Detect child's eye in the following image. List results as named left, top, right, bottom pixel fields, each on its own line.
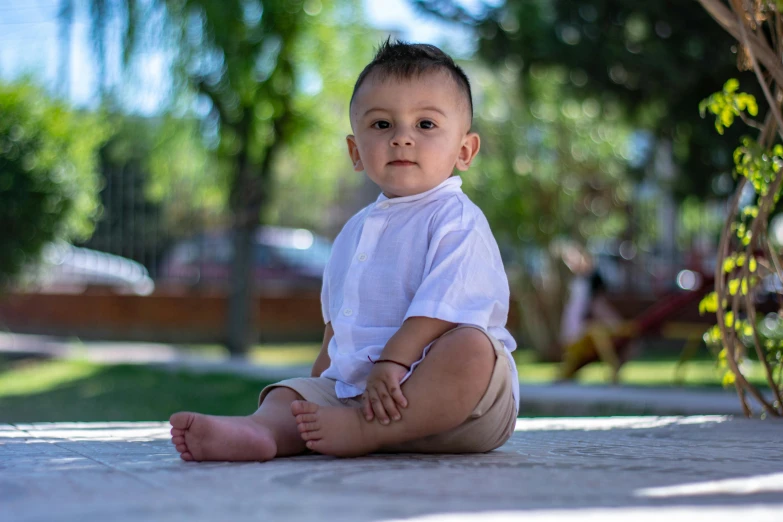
left=372, top=121, right=390, bottom=129
left=419, top=120, right=436, bottom=130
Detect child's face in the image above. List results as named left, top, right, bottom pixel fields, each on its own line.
left=347, top=70, right=480, bottom=198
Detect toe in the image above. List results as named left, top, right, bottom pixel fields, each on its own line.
left=172, top=436, right=185, bottom=445
left=297, top=422, right=319, bottom=433
left=300, top=429, right=322, bottom=441
left=171, top=427, right=184, bottom=437
left=181, top=451, right=193, bottom=461
left=169, top=411, right=194, bottom=430
left=176, top=444, right=188, bottom=453
left=295, top=413, right=317, bottom=423
left=291, top=400, right=319, bottom=416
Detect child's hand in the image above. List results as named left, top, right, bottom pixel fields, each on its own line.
left=362, top=362, right=409, bottom=424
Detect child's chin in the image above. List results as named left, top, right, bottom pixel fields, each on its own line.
left=394, top=189, right=423, bottom=197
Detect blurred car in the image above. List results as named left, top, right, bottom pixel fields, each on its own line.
left=159, top=226, right=332, bottom=293
left=17, top=242, right=155, bottom=296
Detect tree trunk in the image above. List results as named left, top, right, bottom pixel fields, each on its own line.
left=511, top=262, right=564, bottom=363
left=226, top=218, right=255, bottom=356
left=224, top=106, right=279, bottom=356
left=225, top=114, right=256, bottom=357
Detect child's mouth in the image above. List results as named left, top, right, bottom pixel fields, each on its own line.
left=389, top=160, right=416, bottom=166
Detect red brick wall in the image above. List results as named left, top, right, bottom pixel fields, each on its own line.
left=0, top=291, right=325, bottom=343
left=0, top=291, right=708, bottom=344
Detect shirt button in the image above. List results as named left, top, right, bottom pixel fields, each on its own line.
left=343, top=308, right=353, bottom=317
left=357, top=253, right=367, bottom=262
left=379, top=202, right=389, bottom=209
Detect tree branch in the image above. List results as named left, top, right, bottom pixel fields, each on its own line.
left=730, top=0, right=783, bottom=143
left=698, top=0, right=783, bottom=87
left=410, top=0, right=488, bottom=25
left=714, top=177, right=753, bottom=416
left=195, top=77, right=232, bottom=126
left=737, top=112, right=764, bottom=130
left=742, top=249, right=783, bottom=415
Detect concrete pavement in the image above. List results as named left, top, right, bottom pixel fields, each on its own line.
left=3, top=416, right=782, bottom=522
left=2, top=332, right=783, bottom=521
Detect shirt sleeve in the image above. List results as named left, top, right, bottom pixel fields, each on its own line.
left=320, top=258, right=330, bottom=324
left=403, top=227, right=509, bottom=328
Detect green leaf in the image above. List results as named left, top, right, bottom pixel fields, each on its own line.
left=0, top=80, right=108, bottom=288
left=703, top=324, right=721, bottom=347
left=724, top=78, right=739, bottom=93
left=699, top=292, right=718, bottom=314
left=701, top=83, right=758, bottom=135
left=746, top=96, right=758, bottom=116
left=720, top=108, right=734, bottom=128
left=698, top=99, right=708, bottom=117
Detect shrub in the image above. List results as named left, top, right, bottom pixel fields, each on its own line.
left=0, top=81, right=108, bottom=289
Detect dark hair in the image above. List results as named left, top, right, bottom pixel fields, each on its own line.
left=350, top=38, right=473, bottom=123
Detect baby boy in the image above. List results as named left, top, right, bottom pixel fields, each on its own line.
left=169, top=40, right=519, bottom=461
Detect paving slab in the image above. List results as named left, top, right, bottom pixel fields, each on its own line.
left=517, top=383, right=776, bottom=416
left=2, top=416, right=782, bottom=522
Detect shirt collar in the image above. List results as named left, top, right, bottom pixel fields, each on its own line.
left=375, top=176, right=463, bottom=206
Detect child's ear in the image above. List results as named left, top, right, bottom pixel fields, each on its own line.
left=346, top=135, right=364, bottom=172
left=455, top=132, right=480, bottom=171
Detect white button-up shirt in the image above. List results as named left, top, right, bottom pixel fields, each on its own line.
left=320, top=176, right=519, bottom=409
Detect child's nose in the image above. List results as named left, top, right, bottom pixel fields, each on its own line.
left=390, top=128, right=414, bottom=147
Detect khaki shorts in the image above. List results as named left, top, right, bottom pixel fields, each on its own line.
left=258, top=324, right=518, bottom=454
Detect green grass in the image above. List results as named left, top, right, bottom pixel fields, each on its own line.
left=513, top=349, right=773, bottom=387
left=0, top=344, right=776, bottom=423
left=250, top=344, right=322, bottom=366
left=249, top=343, right=773, bottom=387
left=178, top=343, right=322, bottom=366
left=0, top=359, right=275, bottom=423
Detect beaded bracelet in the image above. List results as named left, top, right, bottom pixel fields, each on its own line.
left=367, top=355, right=411, bottom=371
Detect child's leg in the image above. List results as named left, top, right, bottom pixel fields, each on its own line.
left=292, top=327, right=497, bottom=457
left=170, top=387, right=307, bottom=462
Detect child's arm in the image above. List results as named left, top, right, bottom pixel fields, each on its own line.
left=362, top=316, right=456, bottom=423
left=311, top=323, right=334, bottom=377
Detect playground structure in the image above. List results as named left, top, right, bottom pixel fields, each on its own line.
left=559, top=274, right=716, bottom=382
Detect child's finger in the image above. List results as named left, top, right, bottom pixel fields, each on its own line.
left=388, top=383, right=408, bottom=409
left=379, top=387, right=401, bottom=422
left=361, top=393, right=374, bottom=421
left=368, top=389, right=390, bottom=424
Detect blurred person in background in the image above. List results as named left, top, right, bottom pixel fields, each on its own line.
left=559, top=242, right=627, bottom=381
left=560, top=243, right=623, bottom=348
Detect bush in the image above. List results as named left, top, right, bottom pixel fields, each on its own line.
left=0, top=81, right=108, bottom=289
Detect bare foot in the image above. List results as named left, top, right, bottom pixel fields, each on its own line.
left=169, top=412, right=277, bottom=462
left=291, top=401, right=379, bottom=457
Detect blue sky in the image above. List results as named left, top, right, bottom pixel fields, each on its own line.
left=0, top=0, right=489, bottom=113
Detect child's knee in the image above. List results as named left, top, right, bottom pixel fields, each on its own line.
left=260, top=385, right=304, bottom=407
left=433, top=327, right=496, bottom=371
